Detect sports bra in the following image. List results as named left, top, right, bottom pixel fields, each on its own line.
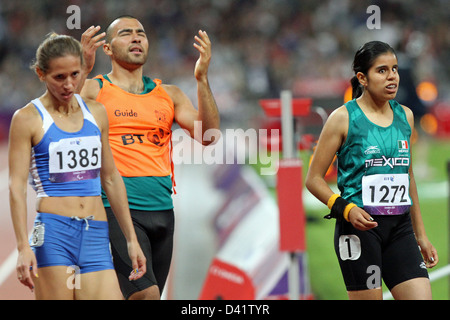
left=29, top=94, right=102, bottom=197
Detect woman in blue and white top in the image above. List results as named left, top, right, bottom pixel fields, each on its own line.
left=9, top=32, right=146, bottom=299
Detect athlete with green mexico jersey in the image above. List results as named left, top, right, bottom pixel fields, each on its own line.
left=306, top=41, right=438, bottom=300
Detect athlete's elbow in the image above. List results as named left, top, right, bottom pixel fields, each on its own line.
left=305, top=173, right=319, bottom=195
left=200, top=127, right=221, bottom=146
left=100, top=170, right=116, bottom=191
left=305, top=177, right=313, bottom=194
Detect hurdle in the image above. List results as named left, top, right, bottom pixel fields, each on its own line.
left=260, top=91, right=312, bottom=300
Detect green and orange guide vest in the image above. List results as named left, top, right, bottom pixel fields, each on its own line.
left=94, top=74, right=175, bottom=211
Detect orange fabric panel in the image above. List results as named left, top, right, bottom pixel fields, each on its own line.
left=94, top=75, right=174, bottom=177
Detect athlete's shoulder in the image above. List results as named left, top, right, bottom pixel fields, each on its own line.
left=397, top=102, right=414, bottom=128
left=328, top=105, right=349, bottom=123
left=320, top=105, right=349, bottom=138
left=9, top=101, right=44, bottom=138
left=81, top=96, right=105, bottom=114
left=398, top=102, right=412, bottom=115
left=161, top=83, right=187, bottom=103
left=12, top=101, right=42, bottom=123
left=81, top=97, right=108, bottom=131
left=80, top=78, right=101, bottom=100
left=161, top=83, right=180, bottom=94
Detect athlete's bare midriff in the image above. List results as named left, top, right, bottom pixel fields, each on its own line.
left=37, top=196, right=107, bottom=220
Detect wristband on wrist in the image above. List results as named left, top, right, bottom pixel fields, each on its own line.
left=324, top=194, right=356, bottom=222
left=327, top=194, right=340, bottom=209
left=343, top=203, right=357, bottom=222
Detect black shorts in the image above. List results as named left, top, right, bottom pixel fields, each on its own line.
left=334, top=211, right=428, bottom=291
left=105, top=207, right=175, bottom=299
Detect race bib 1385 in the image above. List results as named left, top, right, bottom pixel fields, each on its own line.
left=48, top=136, right=101, bottom=183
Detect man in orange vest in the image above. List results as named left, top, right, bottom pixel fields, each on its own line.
left=79, top=16, right=220, bottom=300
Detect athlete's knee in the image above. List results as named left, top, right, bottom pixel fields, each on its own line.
left=390, top=277, right=432, bottom=300
left=128, top=285, right=160, bottom=300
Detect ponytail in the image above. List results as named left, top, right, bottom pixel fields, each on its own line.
left=350, top=76, right=363, bottom=99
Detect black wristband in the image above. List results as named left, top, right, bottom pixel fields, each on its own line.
left=324, top=197, right=349, bottom=220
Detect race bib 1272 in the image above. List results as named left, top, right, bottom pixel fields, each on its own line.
left=362, top=173, right=411, bottom=215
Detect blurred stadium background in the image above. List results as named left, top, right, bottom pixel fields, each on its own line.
left=0, top=0, right=449, bottom=300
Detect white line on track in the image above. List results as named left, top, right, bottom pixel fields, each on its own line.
left=0, top=250, right=17, bottom=287
left=0, top=167, right=7, bottom=190
left=383, top=264, right=450, bottom=300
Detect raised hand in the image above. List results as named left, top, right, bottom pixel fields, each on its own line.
left=193, top=30, right=212, bottom=82
left=81, top=25, right=105, bottom=74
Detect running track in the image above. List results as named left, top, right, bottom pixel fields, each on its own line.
left=0, top=142, right=35, bottom=299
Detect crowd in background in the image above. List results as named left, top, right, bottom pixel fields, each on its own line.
left=0, top=0, right=448, bottom=127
